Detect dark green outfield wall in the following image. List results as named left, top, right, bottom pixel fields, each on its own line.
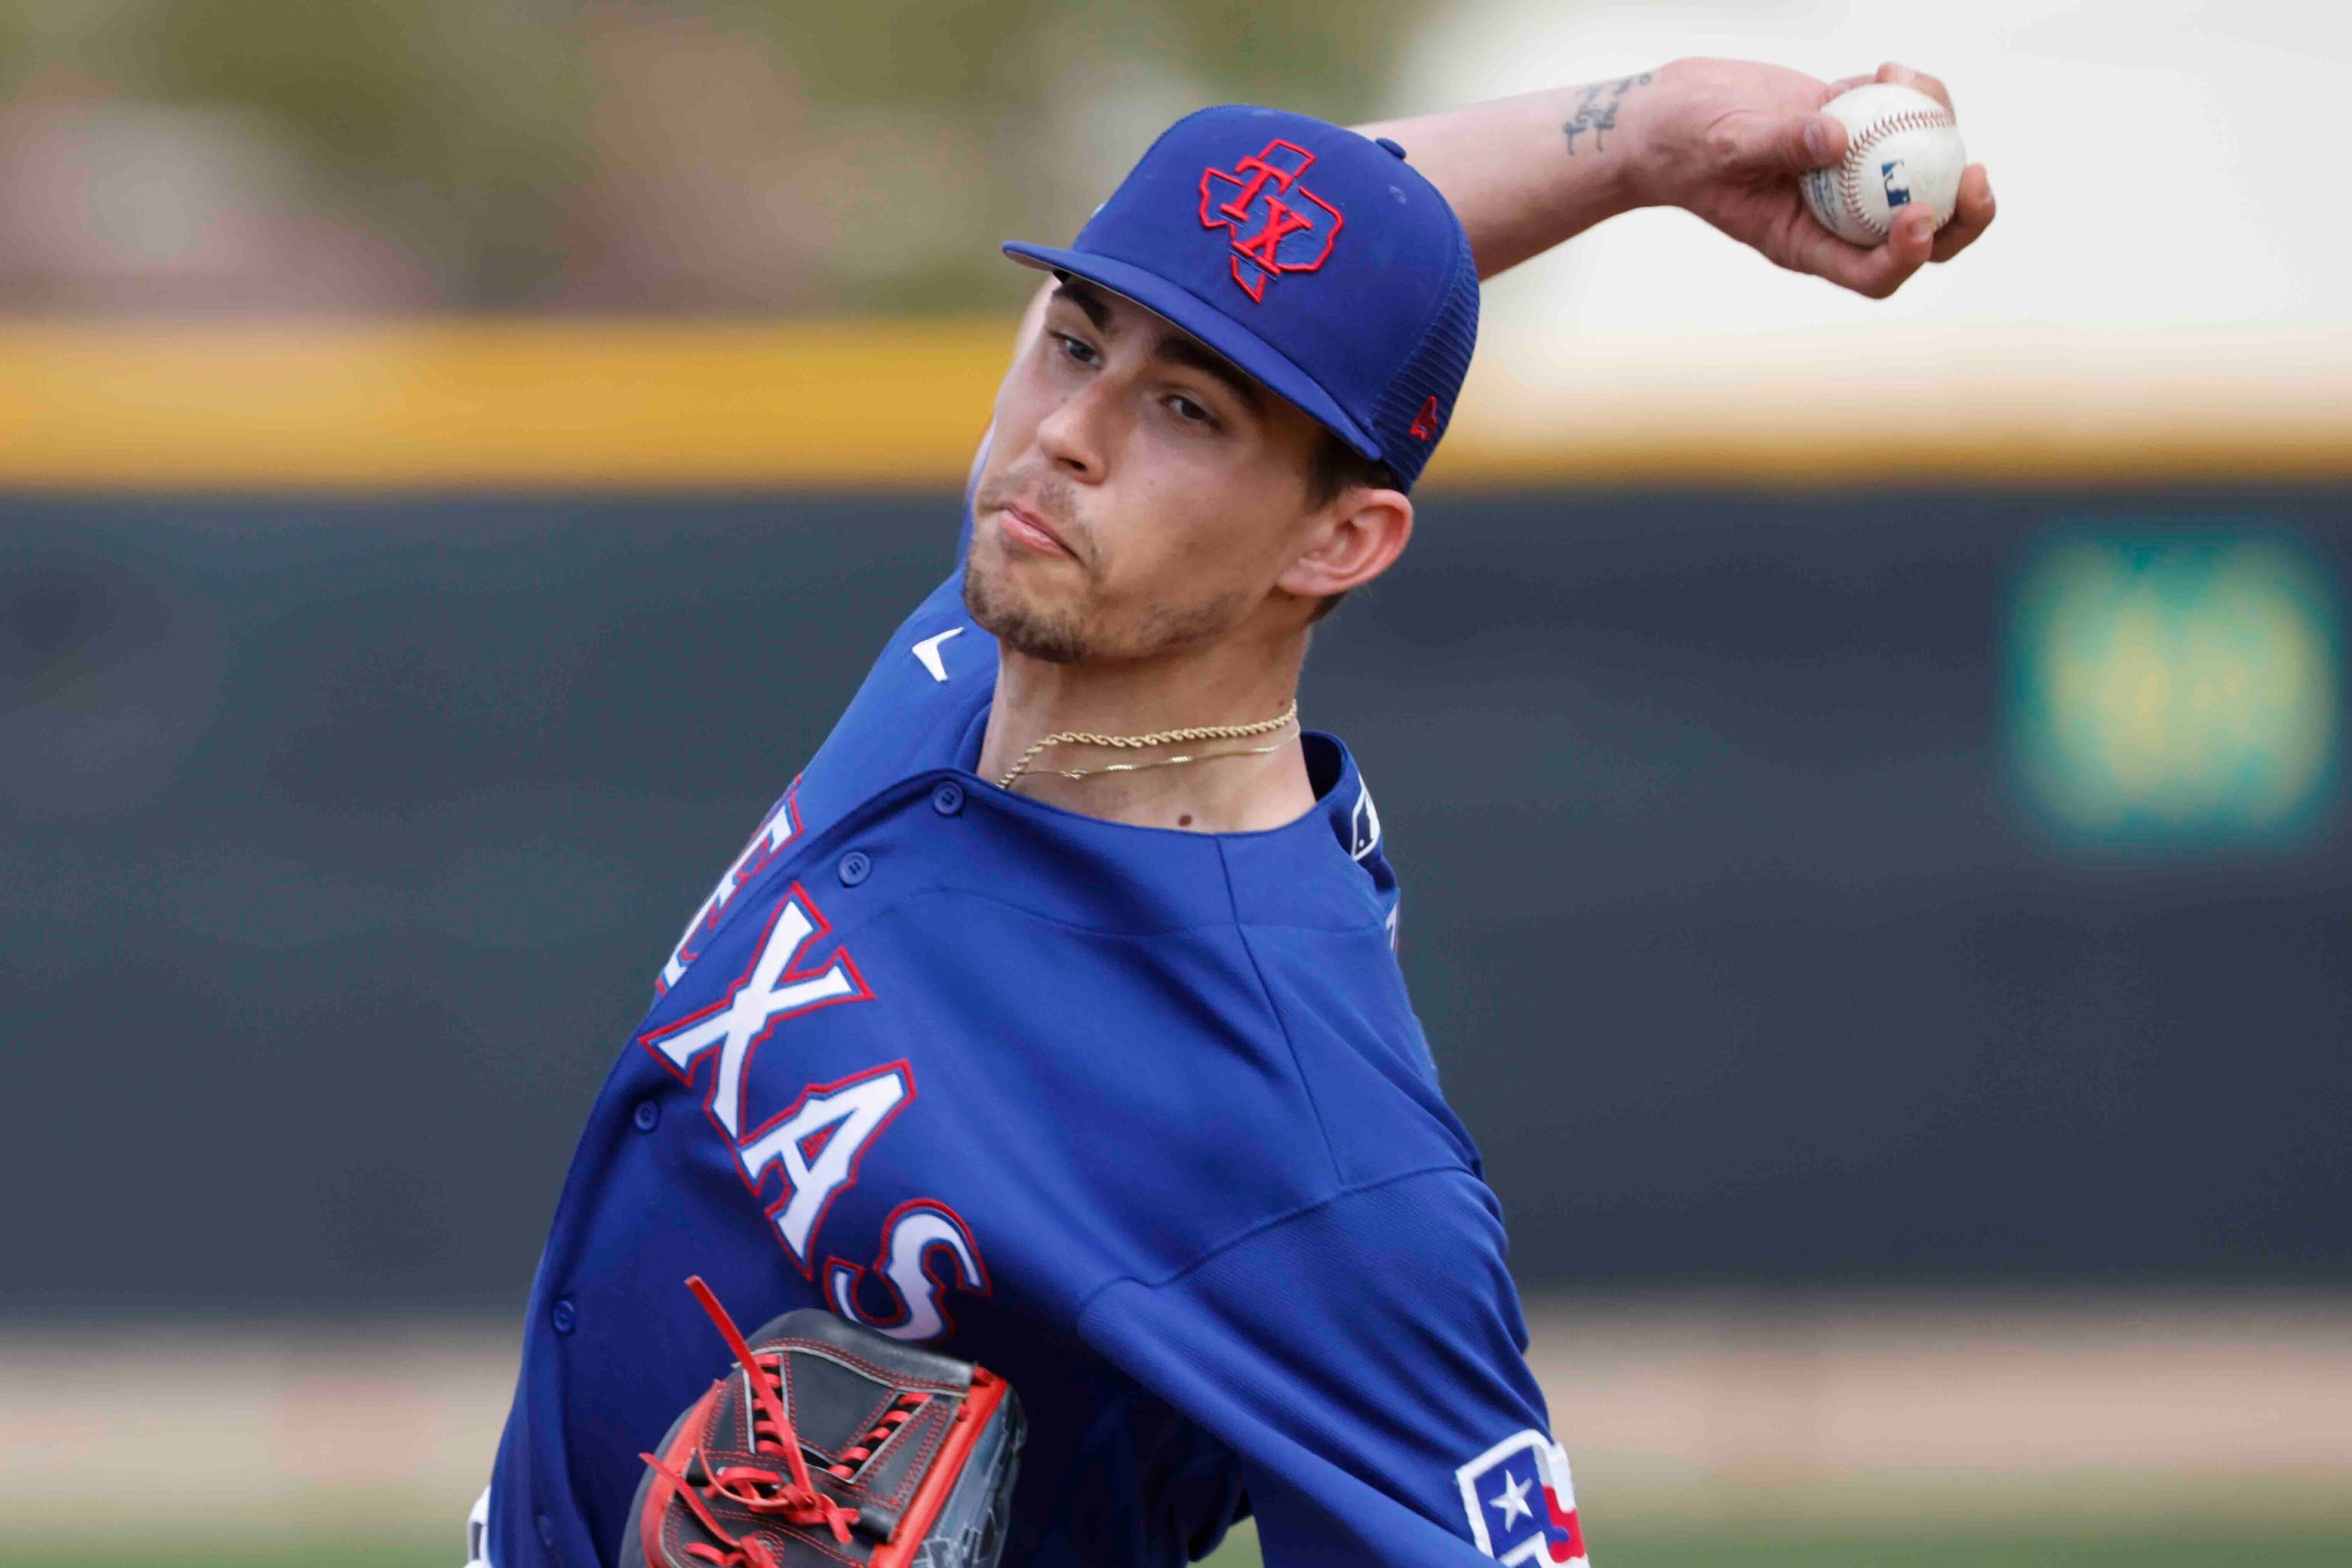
left=4, top=488, right=2349, bottom=1312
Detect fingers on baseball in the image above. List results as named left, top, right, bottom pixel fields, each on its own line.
left=1930, top=164, right=1996, bottom=262
left=1894, top=206, right=1939, bottom=260
left=1788, top=222, right=1924, bottom=300
left=1715, top=111, right=1839, bottom=178
left=1877, top=61, right=1955, bottom=114
left=1798, top=113, right=1847, bottom=170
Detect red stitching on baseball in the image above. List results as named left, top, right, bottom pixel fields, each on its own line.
left=1838, top=106, right=1954, bottom=237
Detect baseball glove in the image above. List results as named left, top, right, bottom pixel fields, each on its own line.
left=625, top=1277, right=1024, bottom=1568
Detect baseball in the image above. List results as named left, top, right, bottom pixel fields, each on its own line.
left=1800, top=82, right=1965, bottom=246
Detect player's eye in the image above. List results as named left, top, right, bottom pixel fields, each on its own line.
left=1053, top=333, right=1100, bottom=367
left=1166, top=393, right=1216, bottom=427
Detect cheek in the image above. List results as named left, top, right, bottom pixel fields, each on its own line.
left=989, top=349, right=1068, bottom=459
left=988, top=376, right=1042, bottom=458
left=1099, top=465, right=1297, bottom=597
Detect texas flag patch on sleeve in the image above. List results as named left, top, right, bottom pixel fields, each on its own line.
left=1455, top=1430, right=1590, bottom=1565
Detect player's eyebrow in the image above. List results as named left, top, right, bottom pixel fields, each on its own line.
left=1150, top=331, right=1267, bottom=418
left=1053, top=274, right=1267, bottom=419
left=1050, top=276, right=1114, bottom=331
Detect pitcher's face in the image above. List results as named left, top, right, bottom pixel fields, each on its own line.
left=965, top=280, right=1337, bottom=665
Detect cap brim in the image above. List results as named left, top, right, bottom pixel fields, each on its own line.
left=1002, top=241, right=1383, bottom=465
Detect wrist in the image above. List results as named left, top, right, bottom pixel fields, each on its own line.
left=1611, top=57, right=1710, bottom=212
left=1546, top=67, right=1669, bottom=223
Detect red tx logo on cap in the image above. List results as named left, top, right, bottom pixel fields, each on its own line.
left=1199, top=140, right=1344, bottom=303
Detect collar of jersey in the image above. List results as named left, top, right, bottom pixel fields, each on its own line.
left=930, top=732, right=1390, bottom=936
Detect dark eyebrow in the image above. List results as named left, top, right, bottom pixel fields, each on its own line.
left=1151, top=331, right=1267, bottom=418
left=1050, top=273, right=1266, bottom=418
left=1050, top=277, right=1113, bottom=332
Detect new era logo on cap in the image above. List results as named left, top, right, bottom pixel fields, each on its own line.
left=1199, top=139, right=1345, bottom=302
left=1409, top=395, right=1443, bottom=442
left=1002, top=104, right=1479, bottom=490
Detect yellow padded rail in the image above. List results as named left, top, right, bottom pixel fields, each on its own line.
left=2, top=318, right=2348, bottom=490
left=0, top=318, right=1012, bottom=492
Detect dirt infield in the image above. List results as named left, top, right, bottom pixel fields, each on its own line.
left=3, top=1291, right=2345, bottom=1545
left=1521, top=1290, right=2352, bottom=1521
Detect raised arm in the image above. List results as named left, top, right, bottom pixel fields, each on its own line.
left=1358, top=58, right=1995, bottom=296
left=1007, top=58, right=1996, bottom=363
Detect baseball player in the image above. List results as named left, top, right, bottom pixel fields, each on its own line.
left=474, top=57, right=1992, bottom=1568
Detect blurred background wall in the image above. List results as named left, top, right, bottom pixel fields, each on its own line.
left=8, top=490, right=2350, bottom=1309
left=3, top=1, right=2349, bottom=1563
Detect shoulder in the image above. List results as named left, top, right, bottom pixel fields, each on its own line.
left=1218, top=732, right=1399, bottom=934
left=1211, top=735, right=1474, bottom=1183
left=1080, top=1165, right=1519, bottom=1332
left=1235, top=914, right=1479, bottom=1196
left=795, top=573, right=999, bottom=827
left=1073, top=1165, right=1555, bottom=1568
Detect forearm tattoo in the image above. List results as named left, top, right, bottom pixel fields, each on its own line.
left=1562, top=73, right=1652, bottom=155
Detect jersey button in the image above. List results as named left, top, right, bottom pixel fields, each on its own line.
left=632, top=1100, right=660, bottom=1132
left=931, top=781, right=965, bottom=817
left=837, top=850, right=872, bottom=886
left=550, top=1297, right=577, bottom=1335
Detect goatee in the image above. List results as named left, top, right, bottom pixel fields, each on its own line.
left=964, top=557, right=1097, bottom=665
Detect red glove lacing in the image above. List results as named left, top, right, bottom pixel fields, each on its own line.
left=637, top=1275, right=867, bottom=1563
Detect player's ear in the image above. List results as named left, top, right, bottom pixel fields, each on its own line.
left=1277, top=487, right=1413, bottom=601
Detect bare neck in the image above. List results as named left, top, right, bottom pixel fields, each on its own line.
left=977, top=627, right=1317, bottom=833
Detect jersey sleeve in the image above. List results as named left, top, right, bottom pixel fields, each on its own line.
left=1076, top=1168, right=1588, bottom=1567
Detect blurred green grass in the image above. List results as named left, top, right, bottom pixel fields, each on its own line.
left=1211, top=1520, right=2352, bottom=1566
left=16, top=1522, right=2352, bottom=1567
left=1559, top=1536, right=2352, bottom=1568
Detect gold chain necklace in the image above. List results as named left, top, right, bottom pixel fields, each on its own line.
left=995, top=698, right=1299, bottom=791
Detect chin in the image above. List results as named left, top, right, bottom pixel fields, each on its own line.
left=963, top=554, right=1097, bottom=665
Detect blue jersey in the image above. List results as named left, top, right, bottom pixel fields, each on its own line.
left=486, top=494, right=1581, bottom=1568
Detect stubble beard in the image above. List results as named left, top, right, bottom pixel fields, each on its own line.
left=966, top=553, right=1252, bottom=666
left=964, top=470, right=1095, bottom=662
left=963, top=548, right=1098, bottom=665
left=964, top=469, right=1253, bottom=665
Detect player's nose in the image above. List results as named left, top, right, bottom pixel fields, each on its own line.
left=1034, top=374, right=1115, bottom=483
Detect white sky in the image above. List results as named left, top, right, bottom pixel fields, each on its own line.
left=1395, top=0, right=2350, bottom=357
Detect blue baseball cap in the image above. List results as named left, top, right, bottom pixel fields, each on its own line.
left=1003, top=104, right=1479, bottom=492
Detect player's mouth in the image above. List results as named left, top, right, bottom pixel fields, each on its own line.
left=995, top=501, right=1078, bottom=561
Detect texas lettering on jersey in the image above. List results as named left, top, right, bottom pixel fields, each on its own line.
left=657, top=779, right=804, bottom=995
left=827, top=1199, right=992, bottom=1342
left=641, top=870, right=989, bottom=1343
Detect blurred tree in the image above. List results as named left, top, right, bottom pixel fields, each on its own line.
left=95, top=0, right=591, bottom=302
left=1153, top=0, right=1422, bottom=119
left=0, top=0, right=1423, bottom=312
